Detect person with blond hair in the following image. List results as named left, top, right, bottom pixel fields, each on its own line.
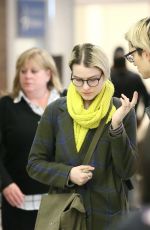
left=0, top=47, right=63, bottom=230
left=27, top=43, right=138, bottom=229
left=124, top=17, right=150, bottom=79
left=115, top=17, right=150, bottom=230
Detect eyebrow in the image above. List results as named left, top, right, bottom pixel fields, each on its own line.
left=72, top=75, right=101, bottom=79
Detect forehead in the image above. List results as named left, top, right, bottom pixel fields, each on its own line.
left=22, top=58, right=42, bottom=69
left=72, top=64, right=101, bottom=77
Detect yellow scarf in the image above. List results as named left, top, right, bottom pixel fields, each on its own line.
left=67, top=80, right=116, bottom=152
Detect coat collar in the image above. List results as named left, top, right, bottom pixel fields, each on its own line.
left=56, top=97, right=78, bottom=157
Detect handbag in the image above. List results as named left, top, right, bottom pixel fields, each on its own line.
left=35, top=193, right=86, bottom=230
left=34, top=104, right=112, bottom=230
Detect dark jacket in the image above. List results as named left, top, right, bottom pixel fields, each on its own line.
left=111, top=68, right=150, bottom=108
left=116, top=207, right=150, bottom=230
left=0, top=96, right=49, bottom=194
left=145, top=106, right=150, bottom=120
left=27, top=97, right=138, bottom=230
left=116, top=107, right=150, bottom=230
left=111, top=68, right=150, bottom=126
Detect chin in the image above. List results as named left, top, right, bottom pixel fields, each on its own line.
left=82, top=95, right=94, bottom=101
left=142, top=73, right=150, bottom=79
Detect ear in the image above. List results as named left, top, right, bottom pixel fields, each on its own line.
left=144, top=50, right=150, bottom=62
left=46, top=69, right=51, bottom=81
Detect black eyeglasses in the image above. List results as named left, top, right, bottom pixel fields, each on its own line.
left=124, top=48, right=143, bottom=63
left=71, top=74, right=102, bottom=87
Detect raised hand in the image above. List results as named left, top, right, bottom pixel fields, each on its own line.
left=111, top=91, right=138, bottom=129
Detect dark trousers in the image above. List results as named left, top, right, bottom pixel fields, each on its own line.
left=1, top=197, right=38, bottom=230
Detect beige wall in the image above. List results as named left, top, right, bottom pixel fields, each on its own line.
left=74, top=2, right=150, bottom=66
left=74, top=1, right=150, bottom=92
left=6, top=0, right=74, bottom=91
left=2, top=0, right=150, bottom=92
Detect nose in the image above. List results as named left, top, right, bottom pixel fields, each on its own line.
left=23, top=70, right=32, bottom=78
left=82, top=81, right=90, bottom=90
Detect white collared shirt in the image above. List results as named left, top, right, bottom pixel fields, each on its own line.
left=14, top=89, right=60, bottom=116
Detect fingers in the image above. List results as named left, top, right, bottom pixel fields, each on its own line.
left=81, top=167, right=93, bottom=183
left=120, top=94, right=130, bottom=107
left=3, top=183, right=24, bottom=207
left=112, top=91, right=138, bottom=129
left=121, top=91, right=138, bottom=109
left=83, top=171, right=93, bottom=180
left=79, top=165, right=95, bottom=172
left=80, top=165, right=94, bottom=181
left=131, top=91, right=138, bottom=108
left=69, top=165, right=94, bottom=186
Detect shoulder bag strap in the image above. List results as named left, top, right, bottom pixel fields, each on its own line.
left=83, top=101, right=112, bottom=165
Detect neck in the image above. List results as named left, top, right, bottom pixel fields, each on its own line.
left=25, top=89, right=50, bottom=109
left=84, top=100, right=92, bottom=109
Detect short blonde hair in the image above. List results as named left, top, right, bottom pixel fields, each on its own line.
left=69, top=43, right=110, bottom=80
left=125, top=17, right=150, bottom=52
left=11, top=47, right=62, bottom=98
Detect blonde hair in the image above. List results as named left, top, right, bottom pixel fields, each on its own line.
left=125, top=17, right=150, bottom=52
left=11, top=47, right=62, bottom=98
left=69, top=43, right=110, bottom=80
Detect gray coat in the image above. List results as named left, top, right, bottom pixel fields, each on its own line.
left=27, top=97, right=138, bottom=230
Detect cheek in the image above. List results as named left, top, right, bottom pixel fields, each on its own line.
left=141, top=66, right=150, bottom=78
left=38, top=74, right=50, bottom=84
left=134, top=55, right=144, bottom=67
left=19, top=76, right=24, bottom=85
left=44, top=70, right=51, bottom=82
left=75, top=87, right=81, bottom=95
left=96, top=83, right=103, bottom=93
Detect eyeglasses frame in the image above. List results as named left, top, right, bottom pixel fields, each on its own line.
left=70, top=73, right=102, bottom=87
left=124, top=48, right=143, bottom=63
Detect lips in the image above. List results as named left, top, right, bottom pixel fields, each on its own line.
left=24, top=82, right=33, bottom=86
left=82, top=92, right=92, bottom=95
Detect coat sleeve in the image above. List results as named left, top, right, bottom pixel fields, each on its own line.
left=109, top=99, right=138, bottom=179
left=27, top=100, right=73, bottom=189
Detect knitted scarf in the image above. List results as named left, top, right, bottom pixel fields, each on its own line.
left=67, top=80, right=116, bottom=152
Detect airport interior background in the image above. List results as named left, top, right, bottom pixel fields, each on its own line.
left=0, top=0, right=150, bottom=229
left=0, top=0, right=149, bottom=158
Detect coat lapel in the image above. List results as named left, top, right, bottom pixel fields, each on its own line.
left=57, top=100, right=77, bottom=156
left=57, top=99, right=98, bottom=165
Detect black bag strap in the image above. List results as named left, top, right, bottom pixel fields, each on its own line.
left=83, top=101, right=112, bottom=165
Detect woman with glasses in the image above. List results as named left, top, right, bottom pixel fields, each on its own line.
left=27, top=43, right=138, bottom=230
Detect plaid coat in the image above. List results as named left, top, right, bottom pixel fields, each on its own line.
left=27, top=97, right=137, bottom=230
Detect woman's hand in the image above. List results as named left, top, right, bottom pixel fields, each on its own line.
left=69, top=165, right=95, bottom=186
left=111, top=91, right=138, bottom=129
left=2, top=183, right=25, bottom=207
